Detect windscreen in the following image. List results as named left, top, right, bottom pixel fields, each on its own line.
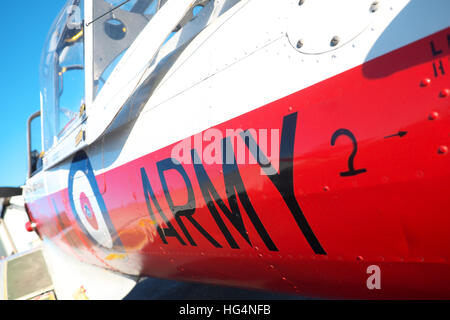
left=40, top=0, right=85, bottom=151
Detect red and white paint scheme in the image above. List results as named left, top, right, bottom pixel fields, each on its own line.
left=21, top=0, right=449, bottom=299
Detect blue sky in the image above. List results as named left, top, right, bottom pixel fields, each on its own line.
left=0, top=1, right=63, bottom=187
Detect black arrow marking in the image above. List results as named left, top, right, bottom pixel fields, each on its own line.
left=384, top=131, right=408, bottom=139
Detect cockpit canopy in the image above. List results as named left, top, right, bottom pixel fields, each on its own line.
left=40, top=0, right=166, bottom=151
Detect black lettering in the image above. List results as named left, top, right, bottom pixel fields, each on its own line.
left=192, top=138, right=278, bottom=252
left=438, top=60, right=445, bottom=75
left=439, top=60, right=446, bottom=75
left=140, top=167, right=186, bottom=245
left=192, top=149, right=240, bottom=249
left=241, top=113, right=326, bottom=255
left=433, top=60, right=446, bottom=77
left=157, top=158, right=222, bottom=248
left=430, top=41, right=443, bottom=56
left=331, top=129, right=367, bottom=177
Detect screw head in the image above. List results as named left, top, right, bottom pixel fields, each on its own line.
left=438, top=146, right=448, bottom=154
left=440, top=88, right=450, bottom=98
left=296, top=39, right=304, bottom=49
left=420, top=78, right=431, bottom=87
left=428, top=111, right=439, bottom=120
left=298, top=0, right=305, bottom=5
left=370, top=1, right=379, bottom=12
left=330, top=36, right=340, bottom=47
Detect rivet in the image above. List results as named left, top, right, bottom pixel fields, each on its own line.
left=296, top=39, right=304, bottom=49
left=288, top=106, right=293, bottom=112
left=428, top=111, right=439, bottom=120
left=356, top=256, right=364, bottom=261
left=330, top=36, right=340, bottom=47
left=438, top=146, right=448, bottom=154
left=370, top=1, right=379, bottom=12
left=323, top=186, right=330, bottom=192
left=420, top=78, right=431, bottom=87
left=440, top=88, right=450, bottom=98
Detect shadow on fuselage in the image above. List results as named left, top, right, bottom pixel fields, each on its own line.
left=362, top=0, right=449, bottom=79
left=123, top=277, right=305, bottom=300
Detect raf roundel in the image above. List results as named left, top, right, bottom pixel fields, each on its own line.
left=72, top=173, right=112, bottom=248
left=68, top=151, right=120, bottom=250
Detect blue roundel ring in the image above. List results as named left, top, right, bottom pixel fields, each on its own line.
left=68, top=150, right=123, bottom=249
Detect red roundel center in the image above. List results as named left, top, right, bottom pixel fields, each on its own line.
left=79, top=192, right=99, bottom=230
